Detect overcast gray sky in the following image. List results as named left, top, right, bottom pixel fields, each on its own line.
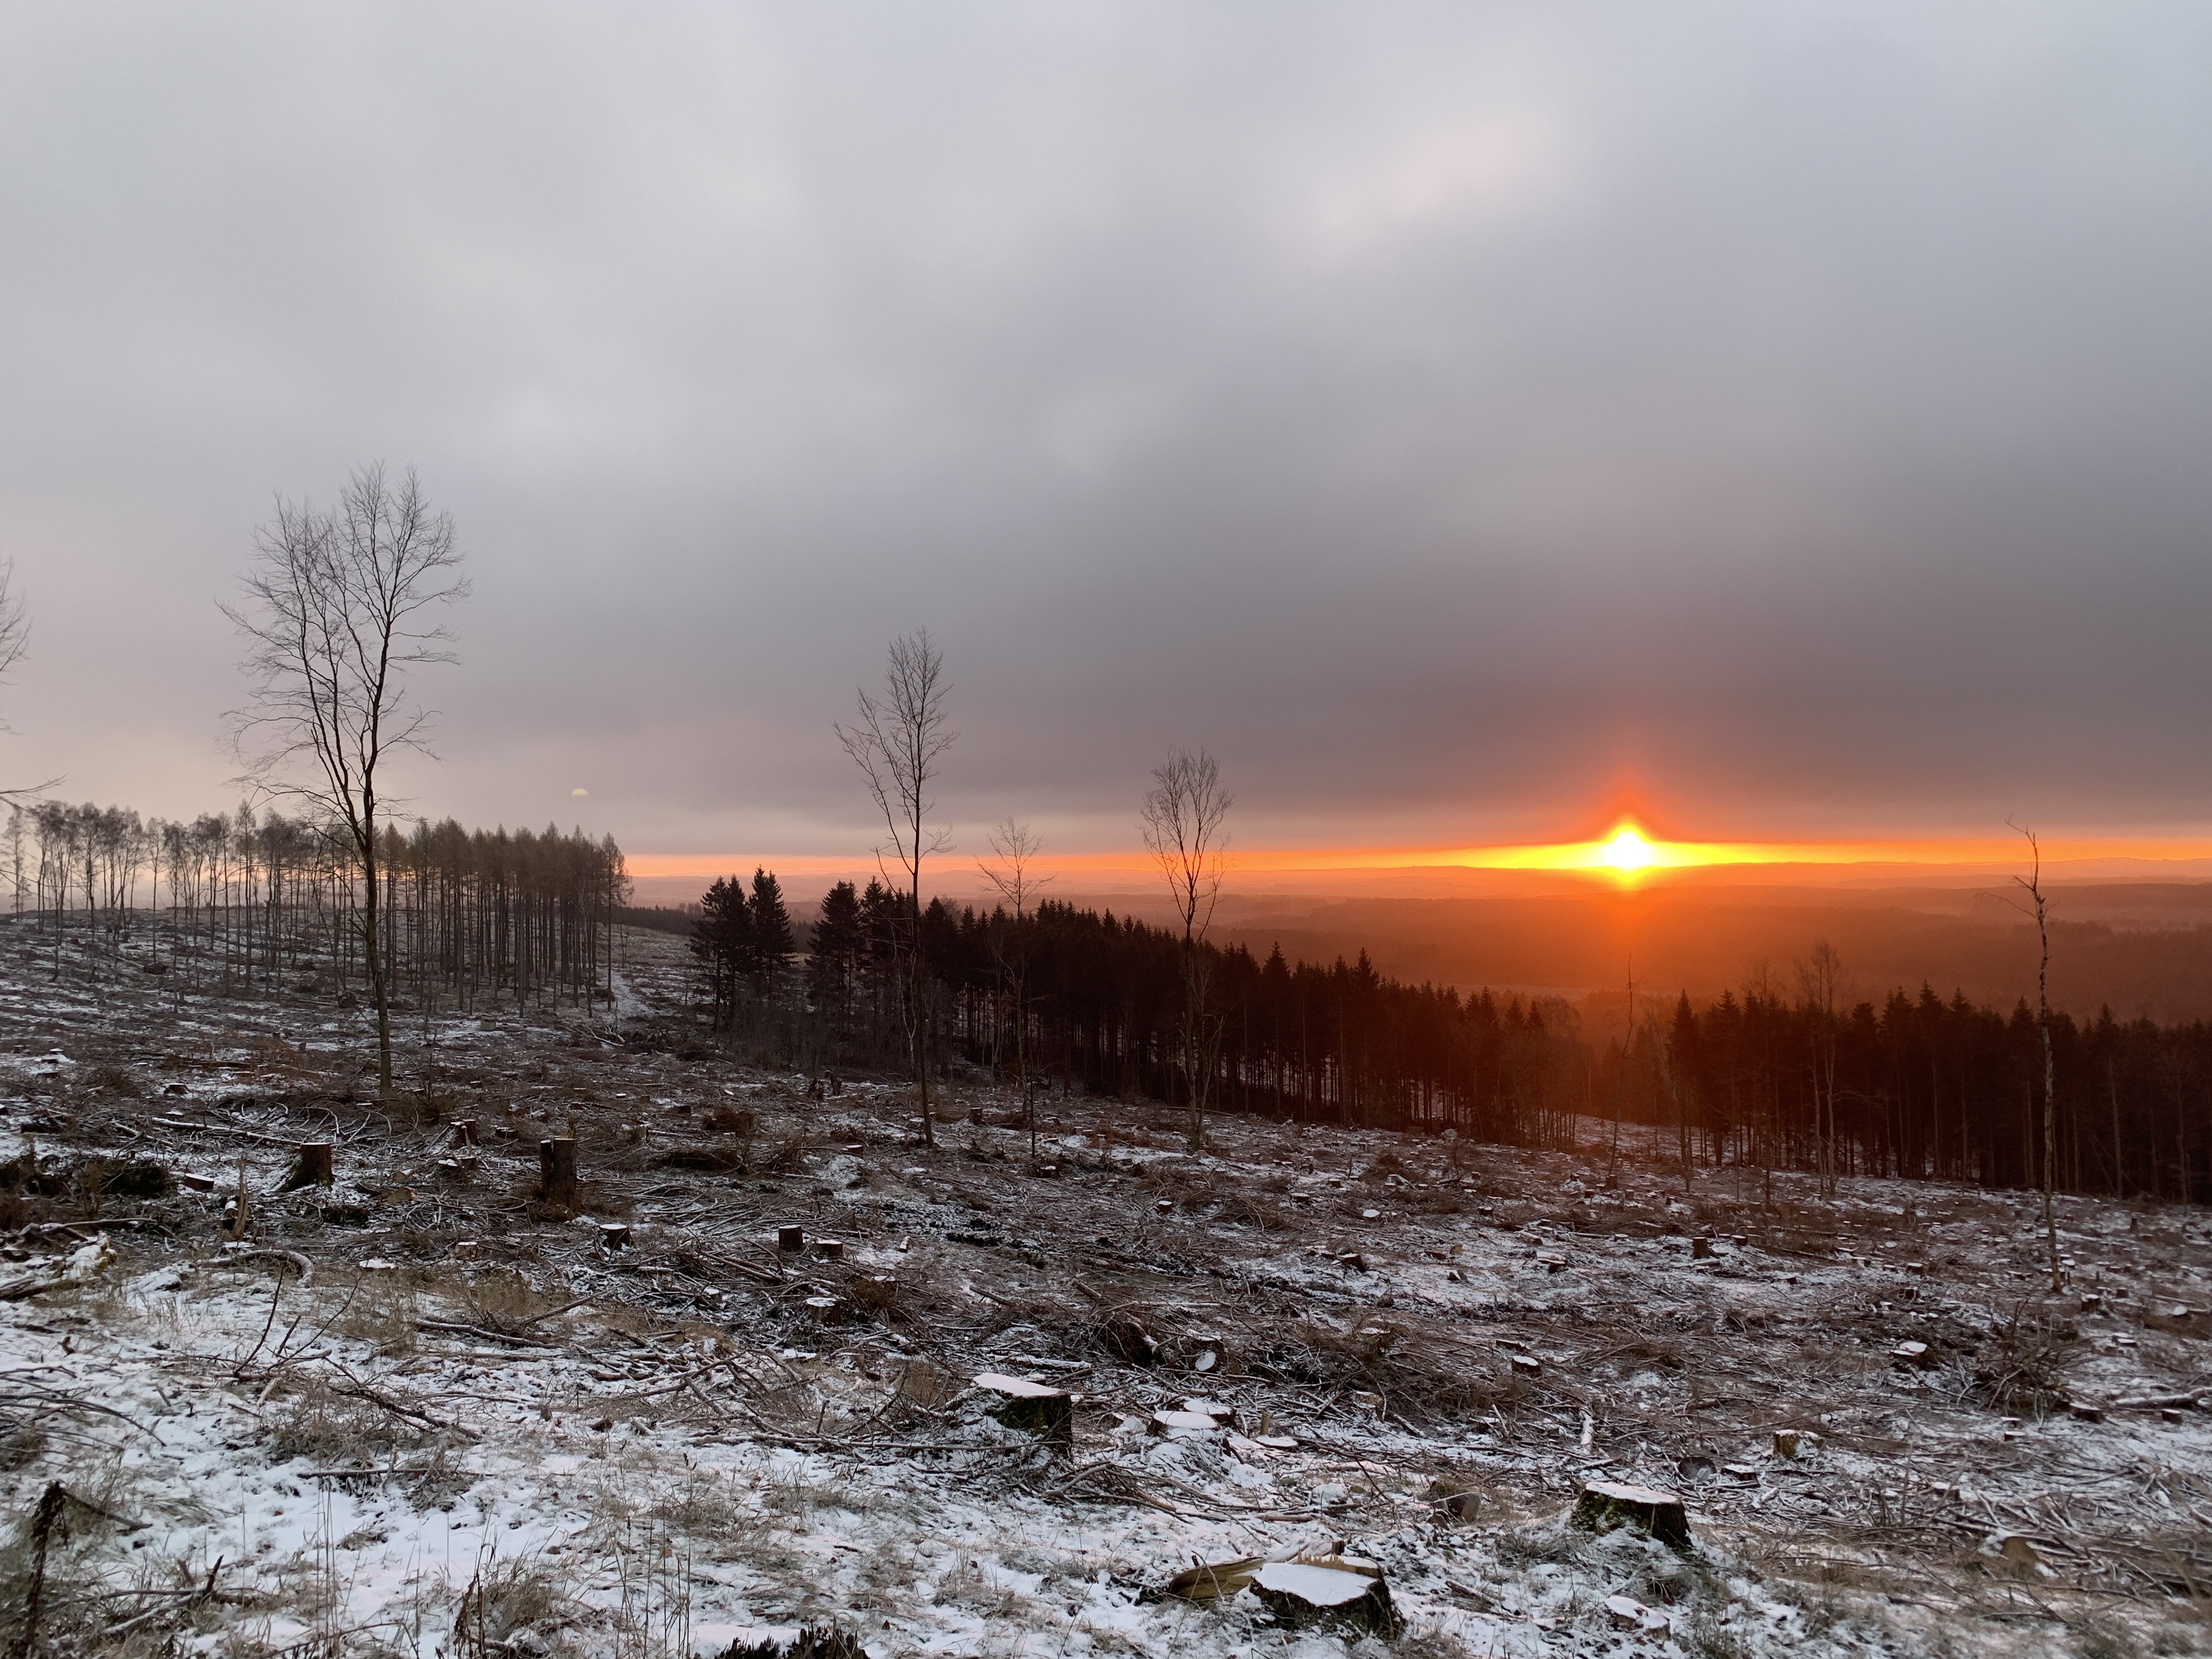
left=4, top=3, right=2209, bottom=865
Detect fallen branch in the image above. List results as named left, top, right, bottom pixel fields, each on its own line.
left=415, top=1319, right=558, bottom=1348
left=99, top=1561, right=230, bottom=1640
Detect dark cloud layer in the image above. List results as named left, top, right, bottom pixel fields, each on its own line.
left=3, top=3, right=2208, bottom=856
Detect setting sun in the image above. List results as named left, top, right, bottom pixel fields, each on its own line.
left=1598, top=824, right=1657, bottom=872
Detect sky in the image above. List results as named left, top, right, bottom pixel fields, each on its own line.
left=4, top=3, right=2211, bottom=878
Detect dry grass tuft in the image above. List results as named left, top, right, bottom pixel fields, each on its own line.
left=264, top=1374, right=428, bottom=1464
left=332, top=1277, right=421, bottom=1356
left=449, top=1550, right=572, bottom=1656
left=456, top=1269, right=559, bottom=1334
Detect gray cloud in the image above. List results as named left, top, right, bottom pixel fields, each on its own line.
left=3, top=2, right=2208, bottom=859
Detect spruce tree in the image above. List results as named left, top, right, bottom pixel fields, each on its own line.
left=857, top=878, right=900, bottom=999
left=807, top=880, right=862, bottom=1016
left=749, top=866, right=795, bottom=992
left=689, top=875, right=752, bottom=1030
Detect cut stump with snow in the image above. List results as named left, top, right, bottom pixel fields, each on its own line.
left=1250, top=1555, right=1401, bottom=1638
left=975, top=1373, right=1074, bottom=1446
left=1572, top=1480, right=1692, bottom=1550
left=1148, top=1409, right=1221, bottom=1438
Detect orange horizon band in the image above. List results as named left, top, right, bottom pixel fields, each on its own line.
left=623, top=822, right=2212, bottom=882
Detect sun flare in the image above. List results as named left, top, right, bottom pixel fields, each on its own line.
left=1598, top=825, right=1656, bottom=872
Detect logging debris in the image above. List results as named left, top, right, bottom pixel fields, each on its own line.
left=1, top=920, right=2209, bottom=1657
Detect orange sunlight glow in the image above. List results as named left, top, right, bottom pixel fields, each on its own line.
left=1480, top=818, right=1709, bottom=883
left=623, top=823, right=2212, bottom=885
left=1598, top=825, right=1656, bottom=873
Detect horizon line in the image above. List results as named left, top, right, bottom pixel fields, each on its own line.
left=622, top=828, right=2212, bottom=884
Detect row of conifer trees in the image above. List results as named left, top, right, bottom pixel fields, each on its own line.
left=13, top=793, right=2202, bottom=1204
left=695, top=873, right=2212, bottom=1204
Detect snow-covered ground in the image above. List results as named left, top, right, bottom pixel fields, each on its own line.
left=0, top=918, right=2207, bottom=1658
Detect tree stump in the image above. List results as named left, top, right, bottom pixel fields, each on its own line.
left=598, top=1222, right=630, bottom=1249
left=1691, top=1237, right=1713, bottom=1260
left=816, top=1238, right=843, bottom=1261
left=1154, top=1406, right=1229, bottom=1441
left=777, top=1224, right=805, bottom=1253
left=450, top=1120, right=479, bottom=1149
left=1102, top=1314, right=1158, bottom=1366
left=283, top=1141, right=334, bottom=1190
left=1571, top=1481, right=1691, bottom=1550
left=976, top=1373, right=1074, bottom=1448
left=539, top=1137, right=579, bottom=1208
left=1250, top=1556, right=1401, bottom=1637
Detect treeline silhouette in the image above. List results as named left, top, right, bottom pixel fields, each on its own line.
left=12, top=802, right=626, bottom=1009
left=694, top=877, right=2209, bottom=1204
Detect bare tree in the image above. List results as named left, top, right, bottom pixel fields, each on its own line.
left=1606, top=964, right=1636, bottom=1187
left=0, top=561, right=28, bottom=698
left=0, top=560, right=61, bottom=805
left=1139, top=746, right=1231, bottom=1153
left=1797, top=941, right=1843, bottom=1198
left=980, top=817, right=1049, bottom=1157
left=2011, top=826, right=2063, bottom=1293
left=837, top=630, right=955, bottom=1146
left=224, top=464, right=469, bottom=1099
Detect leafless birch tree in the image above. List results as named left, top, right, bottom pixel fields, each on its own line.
left=0, top=560, right=59, bottom=805
left=1139, top=747, right=1231, bottom=1153
left=837, top=630, right=955, bottom=1146
left=980, top=817, right=1049, bottom=1156
left=224, top=464, right=469, bottom=1099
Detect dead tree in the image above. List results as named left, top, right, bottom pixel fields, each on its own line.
left=225, top=463, right=469, bottom=1099
left=837, top=629, right=955, bottom=1146
left=2012, top=826, right=2063, bottom=1293
left=1139, top=746, right=1231, bottom=1153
